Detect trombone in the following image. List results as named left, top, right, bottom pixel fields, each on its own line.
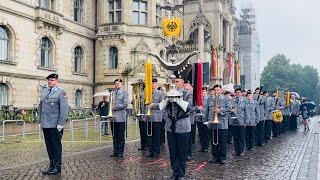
left=211, top=93, right=220, bottom=145
left=131, top=81, right=144, bottom=135
left=146, top=104, right=153, bottom=136
left=107, top=91, right=115, bottom=137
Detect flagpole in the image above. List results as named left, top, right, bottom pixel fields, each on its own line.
left=198, top=0, right=204, bottom=63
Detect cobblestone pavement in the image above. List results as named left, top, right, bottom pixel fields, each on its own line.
left=1, top=117, right=319, bottom=180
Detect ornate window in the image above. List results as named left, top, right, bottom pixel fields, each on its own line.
left=75, top=90, right=82, bottom=108
left=156, top=4, right=161, bottom=27
left=0, top=26, right=9, bottom=61
left=0, top=83, right=8, bottom=106
left=189, top=28, right=210, bottom=42
left=74, top=0, right=83, bottom=23
left=132, top=0, right=147, bottom=25
left=40, top=37, right=52, bottom=68
left=109, top=46, right=118, bottom=69
left=74, top=46, right=83, bottom=73
left=109, top=0, right=122, bottom=23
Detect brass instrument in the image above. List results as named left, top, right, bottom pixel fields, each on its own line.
left=131, top=80, right=144, bottom=136
left=107, top=91, right=115, bottom=137
left=211, top=93, right=221, bottom=145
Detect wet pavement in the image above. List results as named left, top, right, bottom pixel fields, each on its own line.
left=1, top=116, right=319, bottom=180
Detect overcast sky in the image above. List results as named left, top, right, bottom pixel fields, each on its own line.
left=254, top=0, right=320, bottom=72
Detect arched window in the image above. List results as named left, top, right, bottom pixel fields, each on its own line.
left=75, top=90, right=82, bottom=108
left=189, top=28, right=210, bottom=42
left=74, top=46, right=83, bottom=73
left=0, top=83, right=8, bottom=105
left=109, top=47, right=118, bottom=69
left=40, top=37, right=52, bottom=68
left=0, top=26, right=9, bottom=61
left=74, top=0, right=83, bottom=22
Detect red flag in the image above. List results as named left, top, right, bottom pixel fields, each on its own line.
left=213, top=49, right=217, bottom=78
left=229, top=53, right=233, bottom=81
left=196, top=62, right=203, bottom=106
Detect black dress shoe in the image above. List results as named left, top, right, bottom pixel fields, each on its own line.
left=236, top=153, right=244, bottom=156
left=209, top=158, right=220, bottom=164
left=257, top=144, right=264, bottom=147
left=186, top=156, right=192, bottom=161
left=153, top=154, right=160, bottom=158
left=116, top=154, right=123, bottom=157
left=199, top=149, right=205, bottom=152
left=110, top=153, right=118, bottom=157
left=42, top=166, right=53, bottom=174
left=168, top=175, right=176, bottom=180
left=104, top=133, right=109, bottom=135
left=48, top=167, right=61, bottom=175
left=177, top=177, right=185, bottom=180
left=138, top=147, right=148, bottom=150
left=145, top=154, right=154, bottom=158
left=203, top=149, right=208, bottom=152
left=220, top=160, right=226, bottom=164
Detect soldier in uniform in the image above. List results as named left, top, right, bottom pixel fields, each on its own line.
left=290, top=95, right=300, bottom=130
left=184, top=80, right=195, bottom=161
left=231, top=88, right=247, bottom=156
left=146, top=78, right=164, bottom=158
left=135, top=84, right=148, bottom=151
left=256, top=91, right=267, bottom=146
left=271, top=91, right=284, bottom=137
left=110, top=78, right=128, bottom=158
left=39, top=73, right=69, bottom=175
left=205, top=84, right=231, bottom=164
left=264, top=91, right=275, bottom=142
left=245, top=92, right=259, bottom=151
left=196, top=87, right=209, bottom=152
left=165, top=75, right=193, bottom=180
left=282, top=93, right=291, bottom=133
left=224, top=91, right=233, bottom=144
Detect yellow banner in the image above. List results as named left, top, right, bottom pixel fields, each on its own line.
left=162, top=18, right=182, bottom=37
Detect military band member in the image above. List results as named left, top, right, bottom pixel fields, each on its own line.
left=184, top=80, right=195, bottom=161
left=245, top=92, right=259, bottom=151
left=146, top=78, right=164, bottom=158
left=110, top=79, right=128, bottom=158
left=135, top=87, right=148, bottom=151
left=206, top=84, right=231, bottom=164
left=282, top=93, right=291, bottom=132
left=264, top=91, right=275, bottom=142
left=165, top=75, right=193, bottom=180
left=256, top=91, right=267, bottom=146
left=271, top=91, right=284, bottom=137
left=196, top=87, right=209, bottom=152
left=241, top=89, right=247, bottom=97
left=290, top=95, right=300, bottom=130
left=224, top=91, right=233, bottom=144
left=231, top=88, right=247, bottom=156
left=39, top=73, right=69, bottom=175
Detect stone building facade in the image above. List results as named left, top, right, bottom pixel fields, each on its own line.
left=0, top=0, right=238, bottom=110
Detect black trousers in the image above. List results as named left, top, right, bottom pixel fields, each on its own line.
left=272, top=121, right=281, bottom=137
left=265, top=120, right=273, bottom=141
left=291, top=115, right=298, bottom=130
left=256, top=121, right=265, bottom=145
left=245, top=126, right=255, bottom=150
left=43, top=128, right=63, bottom=170
left=139, top=121, right=148, bottom=148
left=232, top=126, right=245, bottom=154
left=227, top=124, right=233, bottom=143
left=160, top=120, right=166, bottom=144
left=283, top=115, right=290, bottom=132
left=111, top=122, right=125, bottom=155
left=197, top=122, right=209, bottom=150
left=187, top=123, right=196, bottom=157
left=209, top=129, right=228, bottom=161
left=167, top=131, right=190, bottom=178
left=148, top=122, right=161, bottom=155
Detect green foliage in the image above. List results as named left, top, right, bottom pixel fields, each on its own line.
left=261, top=54, right=320, bottom=103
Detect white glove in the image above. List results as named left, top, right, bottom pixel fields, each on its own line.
left=57, top=125, right=64, bottom=132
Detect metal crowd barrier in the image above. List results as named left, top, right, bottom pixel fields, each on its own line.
left=70, top=119, right=88, bottom=141
left=2, top=120, right=25, bottom=141
left=94, top=115, right=100, bottom=129
left=99, top=120, right=109, bottom=141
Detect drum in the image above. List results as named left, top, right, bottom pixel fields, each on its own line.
left=272, top=110, right=283, bottom=123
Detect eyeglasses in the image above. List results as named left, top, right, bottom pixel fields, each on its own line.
left=47, top=79, right=57, bottom=82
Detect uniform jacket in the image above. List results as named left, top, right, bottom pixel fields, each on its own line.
left=165, top=89, right=193, bottom=133
left=205, top=95, right=232, bottom=129
left=291, top=100, right=300, bottom=116
left=265, top=96, right=275, bottom=120
left=282, top=97, right=291, bottom=116
left=112, top=89, right=128, bottom=122
left=230, top=96, right=247, bottom=126
left=245, top=99, right=260, bottom=126
left=257, top=96, right=266, bottom=122
left=39, top=85, right=69, bottom=128
left=195, top=95, right=208, bottom=123
left=148, top=89, right=164, bottom=122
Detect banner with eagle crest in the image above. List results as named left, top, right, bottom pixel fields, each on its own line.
left=162, top=18, right=182, bottom=37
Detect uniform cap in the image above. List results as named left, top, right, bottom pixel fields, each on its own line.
left=184, top=80, right=191, bottom=84
left=114, top=78, right=123, bottom=83
left=152, top=78, right=157, bottom=83
left=46, top=73, right=58, bottom=79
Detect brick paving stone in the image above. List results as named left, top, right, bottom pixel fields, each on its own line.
left=1, top=117, right=320, bottom=180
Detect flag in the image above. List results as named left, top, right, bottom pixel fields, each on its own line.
left=145, top=61, right=153, bottom=104
left=228, top=53, right=233, bottom=82
left=213, top=49, right=218, bottom=78
left=162, top=18, right=182, bottom=37
left=193, top=62, right=203, bottom=106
